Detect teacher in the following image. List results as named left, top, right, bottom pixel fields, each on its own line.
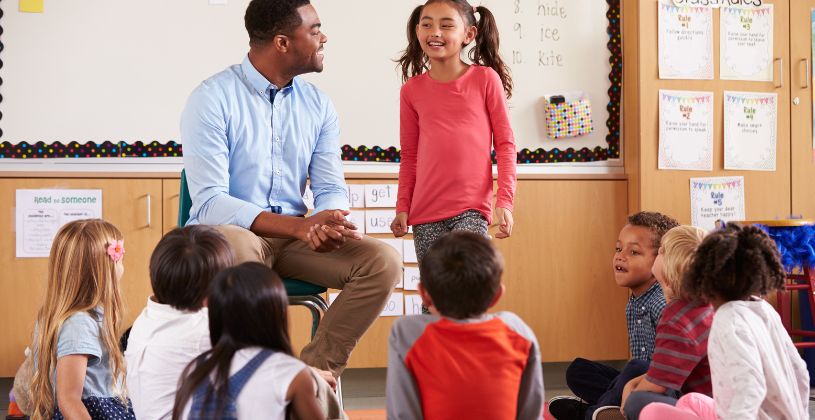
left=180, top=0, right=401, bottom=378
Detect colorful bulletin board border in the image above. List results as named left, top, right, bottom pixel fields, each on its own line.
left=0, top=0, right=622, bottom=163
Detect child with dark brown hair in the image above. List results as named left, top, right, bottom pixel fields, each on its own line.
left=125, top=226, right=233, bottom=420
left=640, top=223, right=809, bottom=420
left=549, top=211, right=680, bottom=420
left=391, top=0, right=517, bottom=260
left=386, top=231, right=543, bottom=419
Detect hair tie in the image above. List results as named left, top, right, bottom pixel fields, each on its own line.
left=107, top=240, right=125, bottom=263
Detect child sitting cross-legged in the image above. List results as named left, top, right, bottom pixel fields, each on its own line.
left=549, top=211, right=679, bottom=420
left=386, top=231, right=544, bottom=420
left=619, top=226, right=714, bottom=420
left=125, top=226, right=233, bottom=420
left=173, top=262, right=331, bottom=420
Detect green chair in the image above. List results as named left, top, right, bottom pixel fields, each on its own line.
left=178, top=169, right=329, bottom=338
left=180, top=170, right=343, bottom=410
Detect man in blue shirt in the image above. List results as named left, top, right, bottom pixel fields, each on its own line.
left=180, top=0, right=401, bottom=378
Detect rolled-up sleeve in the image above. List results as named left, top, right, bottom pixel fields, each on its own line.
left=181, top=84, right=264, bottom=228
left=309, top=98, right=349, bottom=213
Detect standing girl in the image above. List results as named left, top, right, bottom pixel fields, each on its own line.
left=172, top=262, right=324, bottom=420
left=391, top=0, right=517, bottom=263
left=29, top=219, right=134, bottom=419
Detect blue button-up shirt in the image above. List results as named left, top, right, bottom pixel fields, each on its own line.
left=626, top=281, right=666, bottom=361
left=181, top=56, right=348, bottom=228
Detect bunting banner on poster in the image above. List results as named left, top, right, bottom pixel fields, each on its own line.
left=690, top=177, right=746, bottom=231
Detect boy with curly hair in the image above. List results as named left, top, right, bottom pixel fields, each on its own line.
left=549, top=211, right=679, bottom=420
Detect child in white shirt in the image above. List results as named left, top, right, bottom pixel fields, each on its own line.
left=125, top=226, right=233, bottom=420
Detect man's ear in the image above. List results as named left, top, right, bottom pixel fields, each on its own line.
left=418, top=282, right=433, bottom=309
left=272, top=34, right=290, bottom=53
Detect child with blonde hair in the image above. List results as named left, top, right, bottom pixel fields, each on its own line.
left=640, top=223, right=810, bottom=419
left=29, top=219, right=134, bottom=419
left=619, top=225, right=713, bottom=420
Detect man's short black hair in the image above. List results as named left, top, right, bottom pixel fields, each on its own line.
left=149, top=226, right=234, bottom=311
left=244, top=0, right=311, bottom=45
left=420, top=231, right=503, bottom=319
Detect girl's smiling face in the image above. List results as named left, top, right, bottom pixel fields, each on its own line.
left=416, top=2, right=476, bottom=61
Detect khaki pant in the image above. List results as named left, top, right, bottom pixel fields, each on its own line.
left=215, top=225, right=402, bottom=377
left=310, top=369, right=347, bottom=420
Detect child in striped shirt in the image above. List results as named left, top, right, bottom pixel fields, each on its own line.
left=620, top=226, right=714, bottom=420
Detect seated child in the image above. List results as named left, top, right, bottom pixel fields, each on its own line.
left=549, top=211, right=679, bottom=420
left=386, top=231, right=544, bottom=420
left=125, top=226, right=233, bottom=420
left=620, top=226, right=713, bottom=420
left=173, top=262, right=324, bottom=420
left=640, top=223, right=810, bottom=420
left=29, top=219, right=134, bottom=419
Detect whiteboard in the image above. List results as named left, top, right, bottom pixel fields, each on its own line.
left=0, top=0, right=618, bottom=163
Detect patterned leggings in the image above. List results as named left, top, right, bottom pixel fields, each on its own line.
left=413, top=210, right=489, bottom=263
left=412, top=210, right=489, bottom=313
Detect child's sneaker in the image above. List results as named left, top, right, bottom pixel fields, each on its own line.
left=547, top=396, right=588, bottom=420
left=592, top=406, right=625, bottom=420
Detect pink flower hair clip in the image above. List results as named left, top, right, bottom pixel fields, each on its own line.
left=107, top=240, right=125, bottom=263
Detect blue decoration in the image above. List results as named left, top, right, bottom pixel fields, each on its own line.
left=759, top=224, right=815, bottom=270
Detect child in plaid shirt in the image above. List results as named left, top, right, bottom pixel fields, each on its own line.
left=548, top=212, right=679, bottom=420
left=620, top=226, right=714, bottom=420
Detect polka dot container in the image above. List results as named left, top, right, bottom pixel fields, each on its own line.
left=546, top=98, right=594, bottom=139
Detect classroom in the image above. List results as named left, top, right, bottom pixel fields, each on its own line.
left=1, top=0, right=814, bottom=419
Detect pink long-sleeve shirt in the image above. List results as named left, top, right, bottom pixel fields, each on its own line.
left=396, top=65, right=517, bottom=226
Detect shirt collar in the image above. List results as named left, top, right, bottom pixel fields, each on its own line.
left=146, top=296, right=206, bottom=318
left=240, top=55, right=296, bottom=98
left=630, top=281, right=661, bottom=302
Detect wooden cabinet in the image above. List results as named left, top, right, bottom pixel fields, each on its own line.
left=790, top=1, right=815, bottom=218
left=0, top=178, right=163, bottom=376
left=626, top=0, right=793, bottom=222
left=162, top=179, right=181, bottom=235
left=0, top=174, right=630, bottom=374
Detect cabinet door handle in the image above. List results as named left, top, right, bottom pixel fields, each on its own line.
left=802, top=58, right=810, bottom=89
left=145, top=193, right=152, bottom=228
left=775, top=58, right=784, bottom=89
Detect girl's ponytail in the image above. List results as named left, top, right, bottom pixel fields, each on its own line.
left=471, top=5, right=513, bottom=98
left=397, top=5, right=428, bottom=83
left=397, top=1, right=513, bottom=97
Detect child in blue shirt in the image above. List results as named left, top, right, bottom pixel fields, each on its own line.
left=29, top=219, right=134, bottom=419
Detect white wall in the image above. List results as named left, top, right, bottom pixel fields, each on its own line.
left=1, top=0, right=613, bottom=156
